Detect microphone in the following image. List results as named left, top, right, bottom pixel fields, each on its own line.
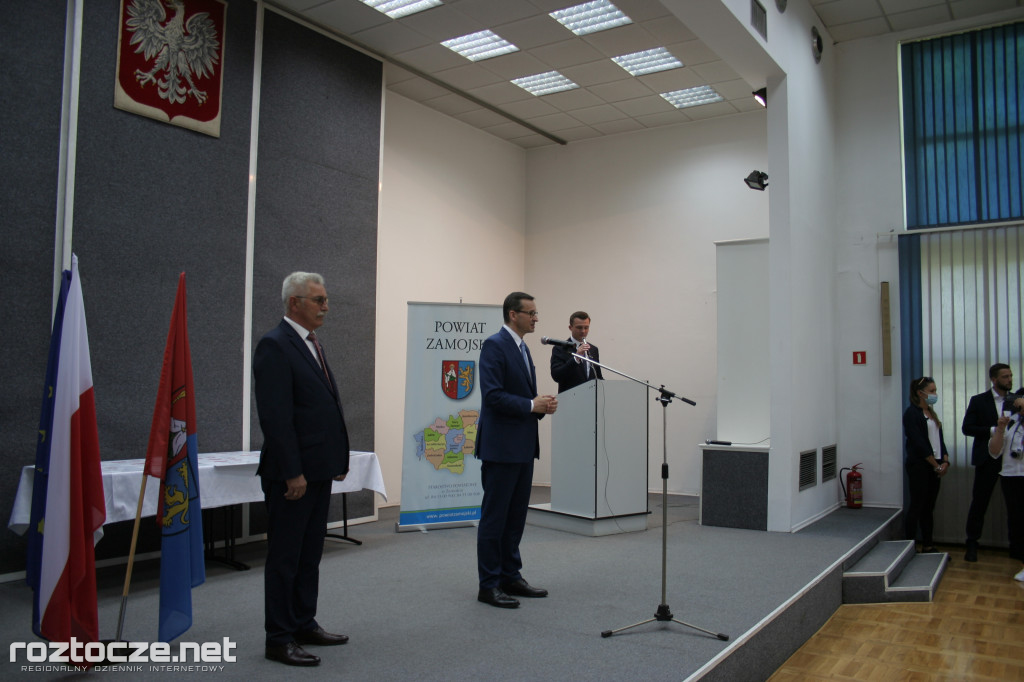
left=705, top=439, right=732, bottom=446
left=540, top=336, right=575, bottom=348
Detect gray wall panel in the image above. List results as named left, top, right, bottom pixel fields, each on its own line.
left=0, top=3, right=90, bottom=576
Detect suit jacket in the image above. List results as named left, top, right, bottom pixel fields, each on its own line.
left=476, top=327, right=543, bottom=464
left=253, top=319, right=350, bottom=482
left=903, top=403, right=948, bottom=469
left=962, top=389, right=1002, bottom=467
left=550, top=339, right=602, bottom=394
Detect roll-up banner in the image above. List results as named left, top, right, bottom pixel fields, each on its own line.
left=397, top=302, right=501, bottom=531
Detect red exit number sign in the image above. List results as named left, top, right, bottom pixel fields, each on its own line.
left=853, top=351, right=867, bottom=365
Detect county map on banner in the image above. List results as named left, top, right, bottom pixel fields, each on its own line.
left=398, top=302, right=502, bottom=530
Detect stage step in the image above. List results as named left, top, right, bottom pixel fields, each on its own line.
left=842, top=540, right=948, bottom=603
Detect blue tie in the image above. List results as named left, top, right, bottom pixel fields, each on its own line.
left=520, top=342, right=530, bottom=373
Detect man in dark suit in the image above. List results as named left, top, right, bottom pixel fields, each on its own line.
left=253, top=272, right=351, bottom=666
left=550, top=310, right=603, bottom=393
left=475, top=292, right=558, bottom=608
left=962, top=363, right=1014, bottom=562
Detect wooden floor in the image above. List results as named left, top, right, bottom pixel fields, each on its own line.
left=768, top=545, right=1024, bottom=681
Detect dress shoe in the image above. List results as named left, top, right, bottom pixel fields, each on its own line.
left=265, top=642, right=320, bottom=667
left=295, top=625, right=349, bottom=646
left=500, top=578, right=548, bottom=598
left=477, top=587, right=519, bottom=608
left=964, top=544, right=978, bottom=562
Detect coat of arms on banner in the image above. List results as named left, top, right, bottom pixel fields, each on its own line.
left=114, top=0, right=227, bottom=137
left=441, top=360, right=475, bottom=400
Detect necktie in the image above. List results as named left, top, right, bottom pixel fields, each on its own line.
left=307, top=332, right=333, bottom=388
left=580, top=342, right=590, bottom=378
left=520, top=342, right=531, bottom=373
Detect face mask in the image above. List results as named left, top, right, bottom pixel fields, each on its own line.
left=925, top=394, right=939, bottom=406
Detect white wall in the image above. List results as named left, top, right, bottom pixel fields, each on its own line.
left=374, top=92, right=527, bottom=504
left=525, top=113, right=769, bottom=493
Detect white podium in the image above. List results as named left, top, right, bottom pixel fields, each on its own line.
left=529, top=379, right=649, bottom=536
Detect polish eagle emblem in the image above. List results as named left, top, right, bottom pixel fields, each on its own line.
left=125, top=0, right=220, bottom=105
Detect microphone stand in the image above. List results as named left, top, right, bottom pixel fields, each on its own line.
left=569, top=352, right=729, bottom=642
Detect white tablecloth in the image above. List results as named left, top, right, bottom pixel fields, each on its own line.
left=8, top=450, right=386, bottom=535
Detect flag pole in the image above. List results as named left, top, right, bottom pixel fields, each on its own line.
left=115, top=475, right=149, bottom=641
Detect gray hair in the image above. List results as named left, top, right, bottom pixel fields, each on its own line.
left=281, top=271, right=325, bottom=310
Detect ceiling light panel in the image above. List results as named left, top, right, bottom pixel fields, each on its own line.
left=511, top=71, right=580, bottom=96
left=611, top=48, right=683, bottom=76
left=660, top=85, right=724, bottom=109
left=360, top=0, right=443, bottom=20
left=549, top=0, right=632, bottom=37
left=442, top=30, right=520, bottom=61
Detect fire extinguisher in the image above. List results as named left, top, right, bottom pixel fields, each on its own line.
left=839, top=463, right=863, bottom=509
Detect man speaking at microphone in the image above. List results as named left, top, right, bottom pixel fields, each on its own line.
left=549, top=310, right=603, bottom=393
left=475, top=292, right=558, bottom=609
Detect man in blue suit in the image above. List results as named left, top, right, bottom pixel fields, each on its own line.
left=253, top=272, right=351, bottom=666
left=476, top=292, right=559, bottom=608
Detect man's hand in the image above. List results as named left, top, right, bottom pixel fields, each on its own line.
left=285, top=474, right=307, bottom=500
left=998, top=414, right=1012, bottom=429
left=333, top=473, right=348, bottom=481
left=533, top=395, right=558, bottom=414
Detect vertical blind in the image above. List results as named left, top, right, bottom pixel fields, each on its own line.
left=899, top=224, right=1024, bottom=545
left=901, top=21, right=1023, bottom=229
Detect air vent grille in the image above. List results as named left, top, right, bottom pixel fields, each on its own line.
left=751, top=0, right=767, bottom=40
left=799, top=448, right=817, bottom=491
left=822, top=444, right=837, bottom=482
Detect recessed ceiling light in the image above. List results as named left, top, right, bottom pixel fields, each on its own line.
left=660, top=85, right=724, bottom=109
left=549, top=0, right=632, bottom=36
left=360, top=0, right=442, bottom=19
left=511, top=71, right=580, bottom=96
left=611, top=48, right=683, bottom=76
left=442, top=30, right=519, bottom=61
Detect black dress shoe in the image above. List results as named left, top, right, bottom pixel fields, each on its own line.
left=295, top=625, right=349, bottom=646
left=477, top=587, right=519, bottom=608
left=964, top=544, right=978, bottom=562
left=265, top=642, right=320, bottom=667
left=500, top=578, right=548, bottom=598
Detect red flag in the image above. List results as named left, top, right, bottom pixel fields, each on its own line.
left=144, top=273, right=205, bottom=641
left=31, top=255, right=106, bottom=643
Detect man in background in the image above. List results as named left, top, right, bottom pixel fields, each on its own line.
left=962, top=363, right=1014, bottom=562
left=253, top=272, right=351, bottom=666
left=550, top=311, right=603, bottom=394
left=475, top=292, right=558, bottom=609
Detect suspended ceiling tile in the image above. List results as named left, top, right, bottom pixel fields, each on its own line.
left=481, top=120, right=538, bottom=140
left=508, top=133, right=559, bottom=149
left=455, top=0, right=545, bottom=26
left=421, top=92, right=484, bottom=116
left=400, top=5, right=486, bottom=40
left=888, top=6, right=955, bottom=30
left=815, top=0, right=886, bottom=25
left=671, top=39, right=721, bottom=66
left=614, top=94, right=675, bottom=117
left=568, top=103, right=631, bottom=124
left=351, top=19, right=436, bottom=53
left=493, top=15, right=574, bottom=50
left=467, top=81, right=536, bottom=106
left=477, top=51, right=551, bottom=79
left=588, top=77, right=655, bottom=102
left=591, top=117, right=646, bottom=135
left=635, top=110, right=690, bottom=128
left=689, top=60, right=741, bottom=84
left=614, top=0, right=673, bottom=22
left=524, top=111, right=585, bottom=132
left=298, top=0, right=390, bottom=34
left=582, top=23, right=661, bottom=57
left=541, top=87, right=606, bottom=111
left=638, top=67, right=704, bottom=92
left=433, top=63, right=508, bottom=90
left=682, top=100, right=740, bottom=120
left=387, top=75, right=452, bottom=100
left=557, top=125, right=604, bottom=142
left=530, top=39, right=606, bottom=68
left=642, top=17, right=697, bottom=44
left=392, top=43, right=468, bottom=73
left=500, top=97, right=563, bottom=119
left=561, top=59, right=633, bottom=87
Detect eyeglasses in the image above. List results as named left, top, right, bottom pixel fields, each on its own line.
left=296, top=296, right=329, bottom=306
left=514, top=309, right=539, bottom=318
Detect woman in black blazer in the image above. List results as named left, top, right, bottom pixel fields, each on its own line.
left=903, top=376, right=950, bottom=553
